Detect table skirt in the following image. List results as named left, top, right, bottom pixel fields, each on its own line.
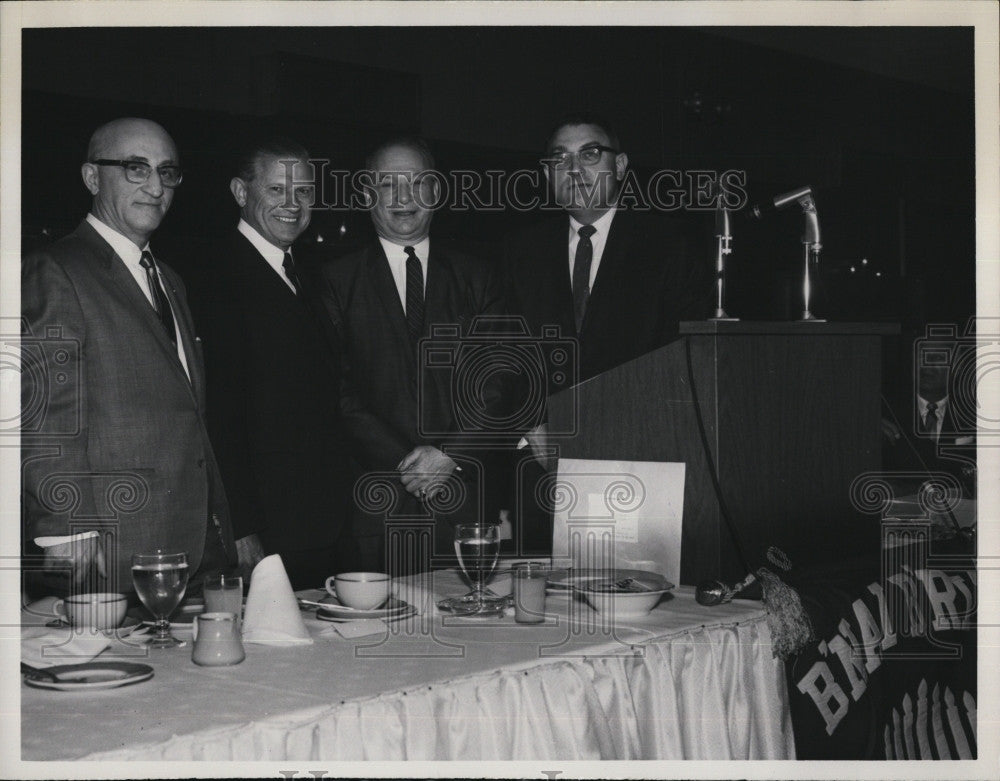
left=83, top=615, right=791, bottom=761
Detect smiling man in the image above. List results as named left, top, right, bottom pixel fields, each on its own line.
left=197, top=137, right=356, bottom=588
left=22, top=118, right=238, bottom=596
left=316, top=136, right=505, bottom=573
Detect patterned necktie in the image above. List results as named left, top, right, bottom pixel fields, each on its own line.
left=139, top=250, right=176, bottom=345
left=572, top=224, right=597, bottom=333
left=282, top=251, right=300, bottom=295
left=924, top=402, right=938, bottom=435
left=404, top=246, right=424, bottom=344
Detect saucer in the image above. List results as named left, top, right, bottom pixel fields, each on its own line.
left=23, top=661, right=154, bottom=691
left=315, top=596, right=414, bottom=621
left=45, top=616, right=143, bottom=636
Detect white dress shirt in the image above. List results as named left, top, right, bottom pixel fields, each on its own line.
left=378, top=236, right=429, bottom=313
left=238, top=218, right=298, bottom=294
left=917, top=395, right=947, bottom=441
left=568, top=207, right=617, bottom=289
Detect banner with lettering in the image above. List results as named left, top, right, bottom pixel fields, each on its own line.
left=784, top=531, right=976, bottom=759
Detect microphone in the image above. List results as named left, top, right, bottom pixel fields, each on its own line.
left=748, top=185, right=814, bottom=220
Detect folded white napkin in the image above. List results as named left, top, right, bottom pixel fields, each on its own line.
left=22, top=626, right=110, bottom=668
left=242, top=555, right=313, bottom=645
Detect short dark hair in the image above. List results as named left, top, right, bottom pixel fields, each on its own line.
left=233, top=137, right=310, bottom=182
left=364, top=135, right=436, bottom=172
left=544, top=112, right=620, bottom=152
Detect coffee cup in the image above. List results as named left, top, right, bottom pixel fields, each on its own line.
left=325, top=572, right=391, bottom=610
left=52, top=592, right=127, bottom=630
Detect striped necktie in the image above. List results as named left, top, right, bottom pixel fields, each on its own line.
left=139, top=250, right=176, bottom=345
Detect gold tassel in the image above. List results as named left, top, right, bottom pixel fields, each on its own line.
left=757, top=567, right=814, bottom=660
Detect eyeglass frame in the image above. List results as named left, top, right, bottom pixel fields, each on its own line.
left=90, top=159, right=184, bottom=188
left=540, top=144, right=619, bottom=169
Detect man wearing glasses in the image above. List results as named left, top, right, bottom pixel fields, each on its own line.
left=22, top=117, right=238, bottom=596
left=502, top=113, right=710, bottom=552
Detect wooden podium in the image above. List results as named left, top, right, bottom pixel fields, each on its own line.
left=548, top=321, right=899, bottom=585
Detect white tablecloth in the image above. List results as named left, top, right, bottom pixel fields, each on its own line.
left=21, top=573, right=795, bottom=761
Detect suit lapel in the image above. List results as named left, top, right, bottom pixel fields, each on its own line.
left=158, top=264, right=202, bottom=403
left=424, top=245, right=453, bottom=336
left=544, top=219, right=578, bottom=336
left=582, top=210, right=633, bottom=334
left=366, top=242, right=415, bottom=371
left=77, top=223, right=197, bottom=400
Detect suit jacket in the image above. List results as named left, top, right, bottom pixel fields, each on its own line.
left=21, top=220, right=237, bottom=590
left=882, top=396, right=975, bottom=487
left=502, top=208, right=711, bottom=554
left=315, top=240, right=506, bottom=554
left=198, top=232, right=351, bottom=552
left=503, top=208, right=711, bottom=392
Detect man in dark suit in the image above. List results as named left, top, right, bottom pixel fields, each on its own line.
left=882, top=357, right=976, bottom=495
left=316, top=137, right=505, bottom=573
left=22, top=118, right=238, bottom=595
left=503, top=113, right=711, bottom=551
left=197, top=137, right=354, bottom=589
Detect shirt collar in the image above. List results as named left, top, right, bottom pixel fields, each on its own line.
left=918, top=395, right=947, bottom=416
left=86, top=213, right=148, bottom=264
left=569, top=206, right=617, bottom=239
left=238, top=218, right=288, bottom=265
left=378, top=235, right=430, bottom=264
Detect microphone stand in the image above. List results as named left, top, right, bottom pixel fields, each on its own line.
left=710, top=197, right=738, bottom=320
left=798, top=192, right=824, bottom=321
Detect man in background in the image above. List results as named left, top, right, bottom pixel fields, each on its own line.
left=22, top=117, right=238, bottom=596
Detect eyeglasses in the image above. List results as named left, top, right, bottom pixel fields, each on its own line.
left=541, top=145, right=618, bottom=169
left=91, top=159, right=183, bottom=188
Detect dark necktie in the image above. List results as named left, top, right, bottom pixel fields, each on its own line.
left=924, top=402, right=938, bottom=435
left=572, top=224, right=597, bottom=333
left=282, top=251, right=300, bottom=295
left=404, top=246, right=424, bottom=344
left=139, top=251, right=176, bottom=345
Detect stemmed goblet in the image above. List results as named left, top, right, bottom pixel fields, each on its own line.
left=131, top=551, right=189, bottom=648
left=439, top=523, right=504, bottom=616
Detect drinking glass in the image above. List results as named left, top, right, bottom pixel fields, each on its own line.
left=203, top=573, right=243, bottom=623
left=131, top=551, right=189, bottom=648
left=440, top=523, right=504, bottom=615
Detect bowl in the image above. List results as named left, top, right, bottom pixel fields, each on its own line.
left=573, top=572, right=674, bottom=618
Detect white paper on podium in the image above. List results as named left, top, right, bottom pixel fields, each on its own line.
left=551, top=459, right=685, bottom=585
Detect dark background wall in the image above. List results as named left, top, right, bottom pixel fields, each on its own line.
left=21, top=26, right=975, bottom=329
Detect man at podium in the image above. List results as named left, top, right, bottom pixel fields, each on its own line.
left=502, top=112, right=710, bottom=552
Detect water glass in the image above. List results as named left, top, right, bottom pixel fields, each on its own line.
left=203, top=574, right=243, bottom=621
left=512, top=562, right=549, bottom=624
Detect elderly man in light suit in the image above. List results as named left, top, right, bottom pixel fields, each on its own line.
left=22, top=117, right=239, bottom=596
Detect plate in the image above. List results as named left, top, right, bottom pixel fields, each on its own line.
left=548, top=568, right=674, bottom=593
left=45, top=616, right=144, bottom=636
left=315, top=595, right=413, bottom=621
left=23, top=661, right=154, bottom=691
